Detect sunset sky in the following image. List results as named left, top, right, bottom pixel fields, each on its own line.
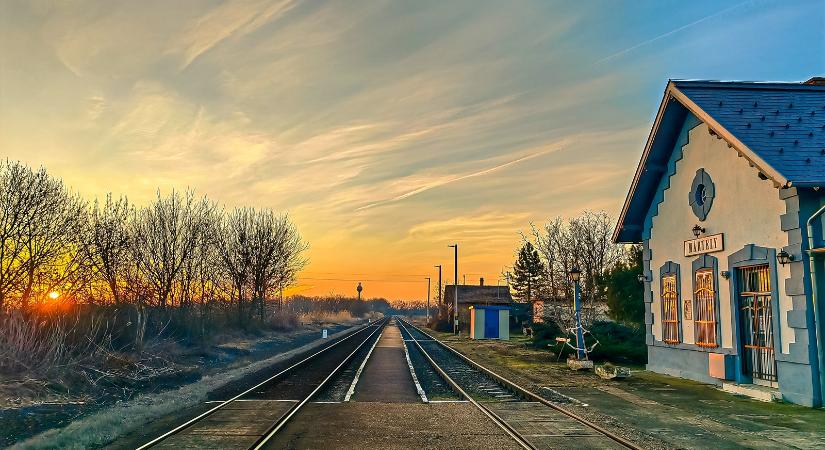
left=1, top=0, right=823, bottom=300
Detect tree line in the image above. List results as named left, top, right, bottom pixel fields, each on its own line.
left=507, top=210, right=643, bottom=328
left=0, top=160, right=307, bottom=343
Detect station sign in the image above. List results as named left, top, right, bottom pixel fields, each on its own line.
left=684, top=233, right=724, bottom=257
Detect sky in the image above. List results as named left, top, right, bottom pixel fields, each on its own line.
left=1, top=0, right=823, bottom=301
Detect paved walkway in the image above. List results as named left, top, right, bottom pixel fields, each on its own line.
left=353, top=320, right=420, bottom=403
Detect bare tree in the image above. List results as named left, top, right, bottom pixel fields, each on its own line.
left=526, top=211, right=621, bottom=327
left=216, top=208, right=254, bottom=323
left=80, top=194, right=132, bottom=304
left=130, top=190, right=214, bottom=308
left=0, top=160, right=87, bottom=310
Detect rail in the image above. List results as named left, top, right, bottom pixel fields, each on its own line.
left=397, top=317, right=641, bottom=450
left=137, top=317, right=387, bottom=449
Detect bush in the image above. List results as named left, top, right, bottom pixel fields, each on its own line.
left=587, top=321, right=647, bottom=365
left=530, top=321, right=565, bottom=350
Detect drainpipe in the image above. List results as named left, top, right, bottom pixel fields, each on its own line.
left=806, top=203, right=825, bottom=406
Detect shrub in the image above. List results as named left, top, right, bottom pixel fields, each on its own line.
left=587, top=321, right=647, bottom=365
left=530, top=321, right=565, bottom=350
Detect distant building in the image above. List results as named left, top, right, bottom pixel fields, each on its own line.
left=444, top=279, right=514, bottom=335
left=614, top=78, right=825, bottom=407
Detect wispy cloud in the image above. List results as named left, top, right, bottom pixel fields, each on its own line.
left=174, top=0, right=298, bottom=70
left=595, top=1, right=752, bottom=64
left=355, top=143, right=565, bottom=211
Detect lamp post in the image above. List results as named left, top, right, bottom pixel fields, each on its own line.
left=567, top=267, right=585, bottom=360
left=425, top=277, right=431, bottom=324
left=449, top=244, right=458, bottom=334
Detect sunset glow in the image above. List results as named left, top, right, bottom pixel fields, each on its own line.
left=1, top=1, right=822, bottom=300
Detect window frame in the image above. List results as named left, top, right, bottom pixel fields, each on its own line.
left=693, top=268, right=718, bottom=348
left=659, top=261, right=681, bottom=345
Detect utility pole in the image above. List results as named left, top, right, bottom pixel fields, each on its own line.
left=449, top=244, right=458, bottom=334
left=434, top=264, right=442, bottom=310
left=463, top=274, right=466, bottom=285
left=425, top=277, right=431, bottom=324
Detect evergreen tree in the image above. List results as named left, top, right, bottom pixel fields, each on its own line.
left=601, top=245, right=645, bottom=326
left=510, top=241, right=545, bottom=305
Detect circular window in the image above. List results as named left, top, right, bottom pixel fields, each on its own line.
left=694, top=184, right=706, bottom=206
left=689, top=169, right=715, bottom=221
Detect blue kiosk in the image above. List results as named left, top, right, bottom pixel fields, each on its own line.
left=469, top=305, right=510, bottom=340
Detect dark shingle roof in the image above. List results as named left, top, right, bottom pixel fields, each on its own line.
left=443, top=285, right=513, bottom=305
left=674, top=80, right=825, bottom=186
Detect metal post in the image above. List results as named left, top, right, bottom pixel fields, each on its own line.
left=434, top=265, right=442, bottom=307
left=426, top=277, right=431, bottom=324
left=449, top=244, right=458, bottom=334
left=574, top=280, right=585, bottom=360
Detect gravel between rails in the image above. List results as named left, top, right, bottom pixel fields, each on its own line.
left=397, top=322, right=460, bottom=401
left=242, top=322, right=384, bottom=401
left=400, top=321, right=518, bottom=402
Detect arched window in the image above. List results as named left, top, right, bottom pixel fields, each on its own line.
left=661, top=273, right=679, bottom=344
left=694, top=269, right=718, bottom=347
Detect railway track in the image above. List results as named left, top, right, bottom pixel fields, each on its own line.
left=137, top=317, right=388, bottom=449
left=396, top=318, right=642, bottom=450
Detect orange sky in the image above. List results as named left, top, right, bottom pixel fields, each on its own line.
left=3, top=1, right=820, bottom=300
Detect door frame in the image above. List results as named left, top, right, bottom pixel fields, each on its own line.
left=727, top=245, right=782, bottom=387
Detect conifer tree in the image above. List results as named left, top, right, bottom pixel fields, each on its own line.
left=510, top=241, right=545, bottom=305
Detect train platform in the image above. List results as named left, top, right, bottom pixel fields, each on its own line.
left=352, top=320, right=421, bottom=403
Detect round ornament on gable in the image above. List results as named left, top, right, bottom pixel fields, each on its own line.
left=689, top=168, right=715, bottom=221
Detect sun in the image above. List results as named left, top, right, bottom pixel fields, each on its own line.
left=48, top=291, right=60, bottom=300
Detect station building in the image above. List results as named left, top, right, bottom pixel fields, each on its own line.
left=614, top=78, right=825, bottom=407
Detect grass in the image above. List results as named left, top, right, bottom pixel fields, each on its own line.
left=9, top=324, right=362, bottom=450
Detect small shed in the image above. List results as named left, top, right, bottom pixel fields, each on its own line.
left=469, top=305, right=510, bottom=340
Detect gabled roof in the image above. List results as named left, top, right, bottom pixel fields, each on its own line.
left=444, top=285, right=513, bottom=305
left=614, top=79, right=825, bottom=243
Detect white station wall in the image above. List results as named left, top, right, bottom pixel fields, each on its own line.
left=648, top=122, right=794, bottom=352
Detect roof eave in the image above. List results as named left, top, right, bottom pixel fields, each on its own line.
left=612, top=81, right=677, bottom=244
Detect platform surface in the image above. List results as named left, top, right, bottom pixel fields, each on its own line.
left=352, top=320, right=420, bottom=403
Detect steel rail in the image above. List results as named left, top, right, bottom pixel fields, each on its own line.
left=251, top=318, right=388, bottom=449
left=137, top=318, right=385, bottom=449
left=396, top=318, right=534, bottom=450
left=398, top=318, right=642, bottom=450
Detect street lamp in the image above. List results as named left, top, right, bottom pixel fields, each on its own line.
left=692, top=224, right=706, bottom=238
left=567, top=267, right=586, bottom=360
left=777, top=250, right=794, bottom=267
left=448, top=244, right=458, bottom=335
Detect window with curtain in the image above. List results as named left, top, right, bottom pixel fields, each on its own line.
left=694, top=269, right=717, bottom=347
left=661, top=274, right=679, bottom=344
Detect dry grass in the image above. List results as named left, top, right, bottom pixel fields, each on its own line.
left=8, top=324, right=361, bottom=450
left=0, top=311, right=106, bottom=377
left=298, top=310, right=355, bottom=324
